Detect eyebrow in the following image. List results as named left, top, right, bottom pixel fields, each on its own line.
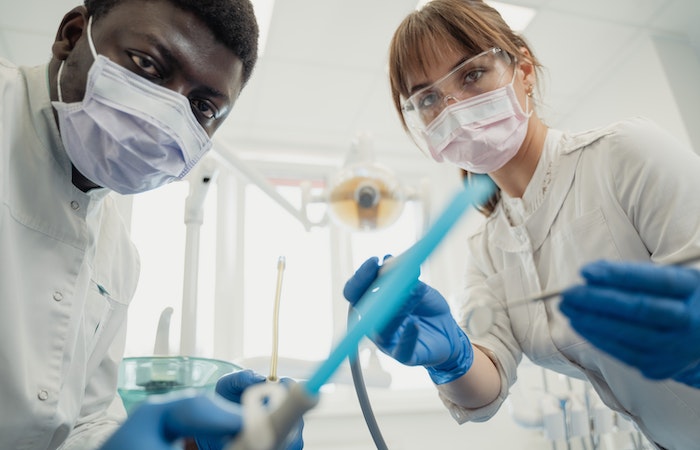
left=408, top=55, right=474, bottom=97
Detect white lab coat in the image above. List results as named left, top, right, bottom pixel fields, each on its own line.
left=443, top=118, right=700, bottom=450
left=0, top=59, right=140, bottom=449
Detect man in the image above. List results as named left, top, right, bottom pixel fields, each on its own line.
left=0, top=1, right=302, bottom=448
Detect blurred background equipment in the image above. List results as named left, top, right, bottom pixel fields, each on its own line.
left=326, top=133, right=406, bottom=231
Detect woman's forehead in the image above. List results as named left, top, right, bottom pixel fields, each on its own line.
left=401, top=39, right=472, bottom=88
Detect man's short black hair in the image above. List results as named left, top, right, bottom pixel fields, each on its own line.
left=83, top=0, right=259, bottom=85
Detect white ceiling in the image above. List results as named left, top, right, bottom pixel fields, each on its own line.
left=2, top=0, right=699, bottom=170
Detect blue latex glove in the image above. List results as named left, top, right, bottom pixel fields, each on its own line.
left=560, top=260, right=700, bottom=387
left=343, top=256, right=473, bottom=384
left=196, top=369, right=304, bottom=450
left=101, top=393, right=243, bottom=450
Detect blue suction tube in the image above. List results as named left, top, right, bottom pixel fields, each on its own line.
left=304, top=175, right=495, bottom=395
left=225, top=176, right=496, bottom=450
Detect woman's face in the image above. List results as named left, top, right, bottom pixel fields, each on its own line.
left=402, top=47, right=515, bottom=126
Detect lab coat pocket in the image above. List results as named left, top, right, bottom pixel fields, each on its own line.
left=548, top=208, right=620, bottom=354
left=549, top=207, right=621, bottom=283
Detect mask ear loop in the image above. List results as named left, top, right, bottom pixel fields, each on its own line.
left=501, top=52, right=534, bottom=119
left=56, top=16, right=98, bottom=104
left=56, top=61, right=65, bottom=103
left=519, top=66, right=534, bottom=118
left=86, top=16, right=98, bottom=59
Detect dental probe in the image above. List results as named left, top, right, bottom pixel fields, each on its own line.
left=268, top=256, right=285, bottom=382
left=464, top=252, right=700, bottom=338
left=507, top=252, right=700, bottom=309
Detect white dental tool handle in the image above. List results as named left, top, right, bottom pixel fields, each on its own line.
left=153, top=306, right=174, bottom=355
left=180, top=163, right=218, bottom=356
left=225, top=382, right=319, bottom=450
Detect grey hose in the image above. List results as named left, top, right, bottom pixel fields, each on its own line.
left=348, top=305, right=389, bottom=450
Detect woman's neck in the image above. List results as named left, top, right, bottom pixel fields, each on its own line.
left=489, top=115, right=548, bottom=198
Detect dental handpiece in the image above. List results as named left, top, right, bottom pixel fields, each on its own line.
left=465, top=252, right=700, bottom=337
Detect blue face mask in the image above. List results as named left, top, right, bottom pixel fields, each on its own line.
left=52, top=17, right=212, bottom=194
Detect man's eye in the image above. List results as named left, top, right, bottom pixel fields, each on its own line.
left=191, top=99, right=217, bottom=120
left=129, top=54, right=161, bottom=78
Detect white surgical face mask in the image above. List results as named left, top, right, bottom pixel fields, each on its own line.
left=424, top=70, right=531, bottom=174
left=52, top=17, right=212, bottom=194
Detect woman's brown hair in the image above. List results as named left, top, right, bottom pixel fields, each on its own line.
left=388, top=0, right=543, bottom=215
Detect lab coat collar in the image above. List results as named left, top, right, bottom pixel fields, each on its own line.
left=488, top=126, right=614, bottom=253
left=26, top=64, right=73, bottom=179
left=25, top=64, right=110, bottom=204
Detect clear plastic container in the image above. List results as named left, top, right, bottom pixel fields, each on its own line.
left=118, top=356, right=242, bottom=414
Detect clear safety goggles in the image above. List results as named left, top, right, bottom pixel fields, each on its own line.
left=401, top=47, right=514, bottom=153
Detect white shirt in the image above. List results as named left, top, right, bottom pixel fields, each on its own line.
left=445, top=118, right=700, bottom=450
left=0, top=59, right=140, bottom=449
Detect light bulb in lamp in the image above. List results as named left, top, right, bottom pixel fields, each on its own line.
left=327, top=162, right=405, bottom=231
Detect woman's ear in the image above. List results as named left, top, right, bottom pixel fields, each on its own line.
left=51, top=6, right=88, bottom=61
left=517, top=46, right=536, bottom=87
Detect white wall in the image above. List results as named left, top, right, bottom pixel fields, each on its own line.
left=553, top=32, right=700, bottom=153
left=654, top=34, right=700, bottom=151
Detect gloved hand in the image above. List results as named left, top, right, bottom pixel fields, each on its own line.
left=100, top=394, right=243, bottom=450
left=196, top=369, right=304, bottom=450
left=560, top=260, right=700, bottom=387
left=343, top=256, right=474, bottom=385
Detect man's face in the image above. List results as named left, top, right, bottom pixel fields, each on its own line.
left=52, top=0, right=244, bottom=137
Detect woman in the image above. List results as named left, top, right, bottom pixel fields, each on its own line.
left=343, top=1, right=700, bottom=448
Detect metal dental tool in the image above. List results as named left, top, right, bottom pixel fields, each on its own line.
left=465, top=251, right=700, bottom=337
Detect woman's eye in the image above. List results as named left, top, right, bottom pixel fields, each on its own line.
left=462, top=68, right=485, bottom=86
left=129, top=54, right=161, bottom=78
left=191, top=99, right=217, bottom=120
left=418, top=91, right=439, bottom=110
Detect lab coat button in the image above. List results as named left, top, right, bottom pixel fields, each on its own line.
left=52, top=291, right=63, bottom=302
left=70, top=200, right=80, bottom=211
left=37, top=390, right=49, bottom=401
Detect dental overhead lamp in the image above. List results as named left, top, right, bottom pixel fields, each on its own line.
left=209, top=131, right=408, bottom=233
left=326, top=132, right=406, bottom=232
